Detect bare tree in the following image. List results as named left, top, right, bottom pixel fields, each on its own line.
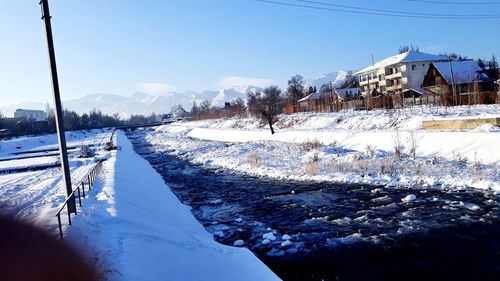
left=399, top=45, right=420, bottom=54
left=286, top=74, right=305, bottom=105
left=248, top=86, right=283, bottom=134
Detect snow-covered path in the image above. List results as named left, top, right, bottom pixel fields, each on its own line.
left=66, top=131, right=280, bottom=281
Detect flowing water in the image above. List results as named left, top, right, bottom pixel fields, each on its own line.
left=127, top=131, right=500, bottom=281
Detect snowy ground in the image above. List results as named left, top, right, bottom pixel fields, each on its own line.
left=0, top=129, right=279, bottom=281
left=147, top=105, right=499, bottom=191
left=0, top=129, right=112, bottom=228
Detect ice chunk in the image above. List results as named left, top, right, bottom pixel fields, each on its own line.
left=213, top=231, right=224, bottom=238
left=281, top=240, right=292, bottom=247
left=209, top=199, right=223, bottom=205
left=263, top=232, right=277, bottom=241
left=262, top=239, right=271, bottom=245
left=282, top=234, right=291, bottom=240
left=233, top=240, right=245, bottom=247
left=401, top=194, right=416, bottom=203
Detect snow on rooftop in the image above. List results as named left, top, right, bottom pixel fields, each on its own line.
left=334, top=88, right=361, bottom=100
left=356, top=51, right=448, bottom=74
left=433, top=60, right=488, bottom=84
left=298, top=92, right=324, bottom=102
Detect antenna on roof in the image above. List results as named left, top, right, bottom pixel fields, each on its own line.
left=371, top=53, right=375, bottom=66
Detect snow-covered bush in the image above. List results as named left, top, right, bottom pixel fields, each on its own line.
left=79, top=145, right=95, bottom=158
left=304, top=139, right=321, bottom=151
left=407, top=131, right=419, bottom=159
left=326, top=159, right=351, bottom=174
left=355, top=159, right=368, bottom=176
left=246, top=152, right=262, bottom=167
left=392, top=131, right=404, bottom=159
left=453, top=152, right=468, bottom=168
left=303, top=161, right=320, bottom=175
left=365, top=145, right=376, bottom=158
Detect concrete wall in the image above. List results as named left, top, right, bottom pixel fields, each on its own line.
left=422, top=117, right=500, bottom=130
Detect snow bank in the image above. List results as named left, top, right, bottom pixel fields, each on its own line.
left=166, top=104, right=499, bottom=131
left=186, top=128, right=499, bottom=164
left=67, top=131, right=279, bottom=281
left=147, top=106, right=499, bottom=191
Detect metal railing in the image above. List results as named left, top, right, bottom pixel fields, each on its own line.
left=55, top=159, right=104, bottom=239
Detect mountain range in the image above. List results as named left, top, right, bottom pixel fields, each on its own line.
left=1, top=71, right=351, bottom=118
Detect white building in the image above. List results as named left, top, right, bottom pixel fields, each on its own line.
left=355, top=51, right=448, bottom=97
left=14, top=109, right=47, bottom=121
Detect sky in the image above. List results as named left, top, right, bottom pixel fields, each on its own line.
left=1, top=0, right=499, bottom=106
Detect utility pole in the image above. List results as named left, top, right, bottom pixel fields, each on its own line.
left=40, top=0, right=75, bottom=214
left=448, top=57, right=457, bottom=106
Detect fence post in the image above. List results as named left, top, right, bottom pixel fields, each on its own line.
left=77, top=186, right=82, bottom=207
left=81, top=181, right=85, bottom=198
left=57, top=214, right=63, bottom=240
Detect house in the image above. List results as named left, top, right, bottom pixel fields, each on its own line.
left=334, top=87, right=362, bottom=101
left=355, top=51, right=448, bottom=99
left=14, top=109, right=47, bottom=121
left=298, top=92, right=326, bottom=112
left=172, top=106, right=190, bottom=121
left=497, top=79, right=500, bottom=103
left=422, top=60, right=495, bottom=105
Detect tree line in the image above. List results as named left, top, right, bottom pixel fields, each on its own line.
left=0, top=108, right=162, bottom=138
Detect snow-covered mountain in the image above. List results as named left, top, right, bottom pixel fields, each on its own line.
left=304, top=70, right=353, bottom=90
left=63, top=86, right=261, bottom=118
left=0, top=85, right=263, bottom=119
left=1, top=71, right=353, bottom=118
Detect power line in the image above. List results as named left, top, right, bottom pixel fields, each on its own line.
left=299, top=0, right=500, bottom=17
left=256, top=0, right=500, bottom=19
left=407, top=0, right=500, bottom=5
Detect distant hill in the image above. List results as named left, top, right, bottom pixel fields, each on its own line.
left=304, top=70, right=353, bottom=90
left=1, top=85, right=262, bottom=119
left=1, top=71, right=353, bottom=118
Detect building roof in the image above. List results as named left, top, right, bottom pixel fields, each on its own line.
left=334, top=87, right=361, bottom=100
left=15, top=109, right=46, bottom=113
left=298, top=92, right=323, bottom=102
left=356, top=51, right=448, bottom=74
left=433, top=60, right=490, bottom=84
left=401, top=88, right=424, bottom=98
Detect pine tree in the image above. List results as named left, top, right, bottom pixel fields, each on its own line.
left=477, top=58, right=486, bottom=69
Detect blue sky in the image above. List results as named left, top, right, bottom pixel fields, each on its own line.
left=1, top=0, right=499, bottom=106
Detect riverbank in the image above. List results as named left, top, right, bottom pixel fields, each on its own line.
left=149, top=127, right=499, bottom=192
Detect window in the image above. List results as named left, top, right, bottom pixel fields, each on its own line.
left=379, top=74, right=384, bottom=81
left=412, top=64, right=417, bottom=70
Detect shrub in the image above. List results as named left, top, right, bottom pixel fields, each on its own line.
left=392, top=131, right=404, bottom=159
left=304, top=139, right=321, bottom=151
left=365, top=145, right=376, bottom=158
left=304, top=161, right=320, bottom=175
left=246, top=152, right=262, bottom=166
left=79, top=145, right=95, bottom=158
left=408, top=131, right=419, bottom=159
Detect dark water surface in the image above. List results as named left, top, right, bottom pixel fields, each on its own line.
left=127, top=131, right=500, bottom=281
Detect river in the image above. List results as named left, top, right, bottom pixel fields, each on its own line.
left=127, top=130, right=500, bottom=280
